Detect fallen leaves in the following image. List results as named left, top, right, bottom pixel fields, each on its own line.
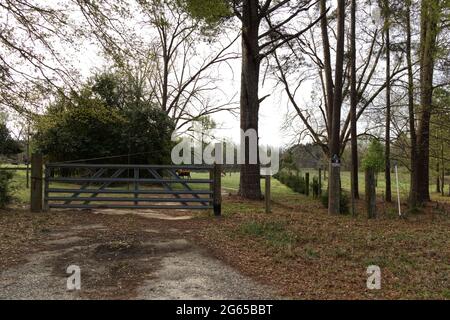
left=192, top=195, right=450, bottom=300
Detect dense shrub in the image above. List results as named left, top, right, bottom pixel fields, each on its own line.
left=362, top=138, right=385, bottom=171
left=274, top=170, right=306, bottom=194
left=0, top=123, right=22, bottom=155
left=320, top=190, right=350, bottom=215
left=0, top=171, right=14, bottom=208
left=33, top=72, right=175, bottom=165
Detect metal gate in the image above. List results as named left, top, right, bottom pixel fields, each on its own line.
left=43, top=163, right=222, bottom=215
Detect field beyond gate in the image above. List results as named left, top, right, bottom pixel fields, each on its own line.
left=43, top=163, right=221, bottom=213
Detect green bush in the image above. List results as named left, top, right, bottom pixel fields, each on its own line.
left=0, top=171, right=14, bottom=208
left=362, top=138, right=385, bottom=171
left=274, top=170, right=306, bottom=194
left=33, top=72, right=175, bottom=165
left=320, top=190, right=350, bottom=215
left=0, top=123, right=22, bottom=155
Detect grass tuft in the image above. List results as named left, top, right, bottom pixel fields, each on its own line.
left=239, top=220, right=297, bottom=249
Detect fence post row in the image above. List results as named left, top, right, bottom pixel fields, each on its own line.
left=305, top=172, right=310, bottom=197
left=265, top=175, right=271, bottom=214
left=30, top=153, right=43, bottom=212
left=213, top=163, right=222, bottom=216
left=134, top=168, right=139, bottom=206
left=44, top=166, right=50, bottom=212
left=318, top=168, right=322, bottom=196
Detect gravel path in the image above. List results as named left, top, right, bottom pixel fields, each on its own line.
left=136, top=247, right=274, bottom=300
left=0, top=213, right=275, bottom=300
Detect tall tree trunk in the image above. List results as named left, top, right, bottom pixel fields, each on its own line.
left=406, top=0, right=418, bottom=207
left=238, top=0, right=262, bottom=200
left=416, top=0, right=439, bottom=204
left=328, top=0, right=345, bottom=215
left=384, top=0, right=392, bottom=202
left=162, top=56, right=169, bottom=112
left=350, top=0, right=359, bottom=215
left=320, top=0, right=334, bottom=138
left=160, top=29, right=169, bottom=113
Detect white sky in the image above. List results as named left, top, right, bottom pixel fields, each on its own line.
left=73, top=30, right=297, bottom=149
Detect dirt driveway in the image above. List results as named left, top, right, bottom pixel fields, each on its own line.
left=0, top=209, right=275, bottom=300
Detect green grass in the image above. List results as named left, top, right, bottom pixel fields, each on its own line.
left=191, top=171, right=295, bottom=196
left=239, top=220, right=297, bottom=249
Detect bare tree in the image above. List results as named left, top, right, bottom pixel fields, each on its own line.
left=76, top=0, right=240, bottom=131
left=327, top=0, right=346, bottom=215
left=273, top=1, right=407, bottom=213
left=275, top=2, right=414, bottom=215
left=0, top=0, right=78, bottom=115
left=140, top=1, right=242, bottom=130
left=350, top=0, right=358, bottom=214
left=382, top=0, right=393, bottom=202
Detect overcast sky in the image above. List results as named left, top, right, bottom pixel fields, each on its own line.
left=66, top=26, right=301, bottom=149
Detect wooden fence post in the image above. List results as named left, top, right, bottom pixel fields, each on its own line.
left=209, top=169, right=214, bottom=193
left=43, top=166, right=49, bottom=211
left=265, top=175, right=271, bottom=213
left=134, top=168, right=139, bottom=206
left=30, top=153, right=43, bottom=212
left=26, top=162, right=30, bottom=189
left=318, top=168, right=322, bottom=196
left=213, top=163, right=222, bottom=216
left=365, top=168, right=376, bottom=219
left=305, top=172, right=310, bottom=196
